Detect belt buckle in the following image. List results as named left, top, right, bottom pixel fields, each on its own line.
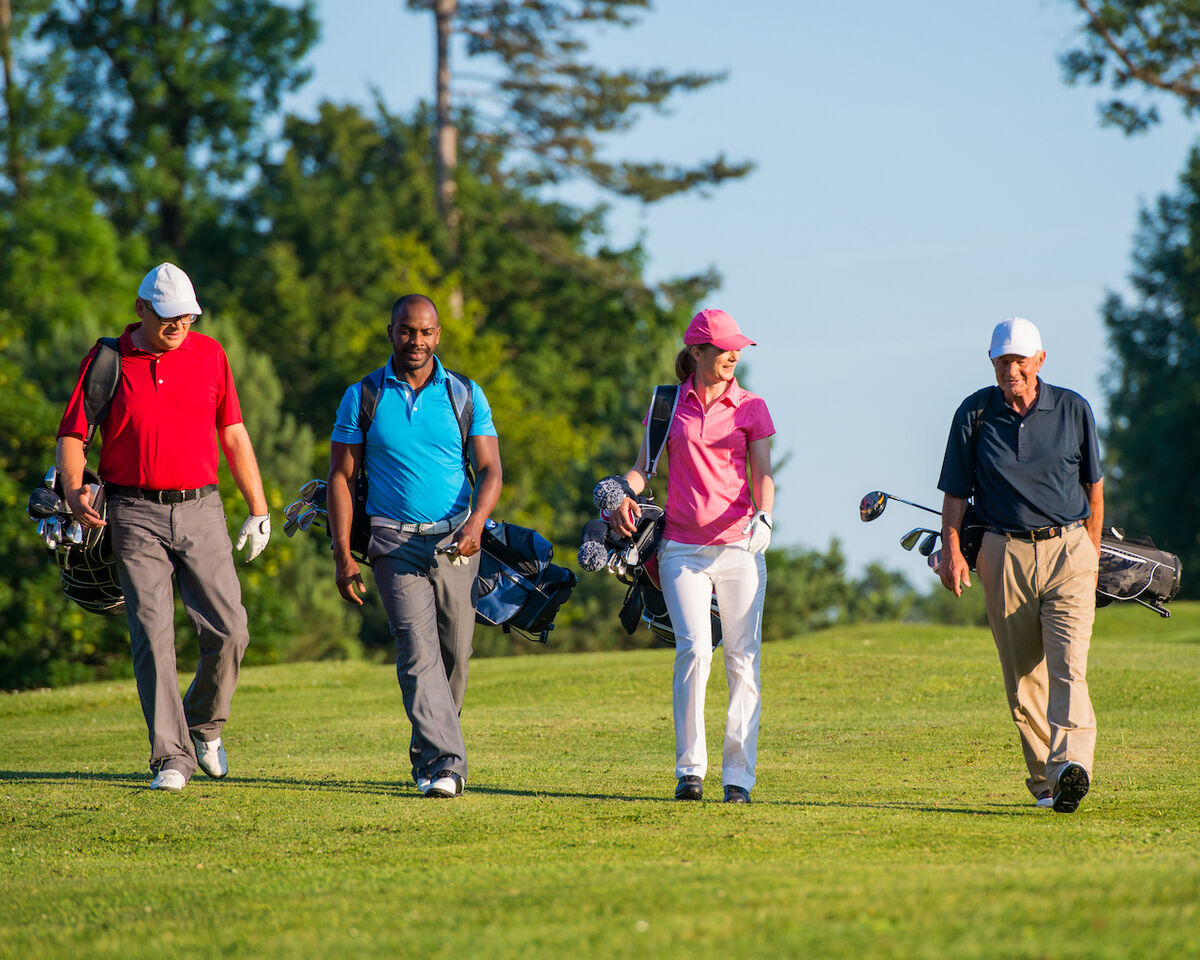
left=157, top=489, right=184, bottom=504
left=1031, top=525, right=1056, bottom=542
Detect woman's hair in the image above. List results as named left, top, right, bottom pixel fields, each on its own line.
left=675, top=344, right=710, bottom=382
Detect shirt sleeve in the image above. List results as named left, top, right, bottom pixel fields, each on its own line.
left=937, top=397, right=976, bottom=499
left=56, top=346, right=102, bottom=440
left=331, top=383, right=364, bottom=444
left=468, top=381, right=498, bottom=438
left=746, top=397, right=775, bottom=441
left=214, top=345, right=243, bottom=428
left=1079, top=397, right=1103, bottom=485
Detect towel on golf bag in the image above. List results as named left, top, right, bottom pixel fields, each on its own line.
left=475, top=521, right=577, bottom=643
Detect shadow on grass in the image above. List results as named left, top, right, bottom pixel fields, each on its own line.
left=0, top=770, right=1035, bottom=815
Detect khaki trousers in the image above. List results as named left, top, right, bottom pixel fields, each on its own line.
left=976, top=524, right=1098, bottom=798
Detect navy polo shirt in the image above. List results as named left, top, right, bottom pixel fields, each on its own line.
left=937, top=380, right=1102, bottom=531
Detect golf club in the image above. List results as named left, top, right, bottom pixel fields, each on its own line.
left=918, top=531, right=940, bottom=557
left=859, top=489, right=942, bottom=523
left=296, top=507, right=318, bottom=532
left=900, top=527, right=939, bottom=551
left=43, top=466, right=57, bottom=489
left=283, top=498, right=306, bottom=522
left=299, top=479, right=323, bottom=501
left=44, top=516, right=60, bottom=550
left=65, top=521, right=84, bottom=545
left=283, top=516, right=300, bottom=538
left=27, top=486, right=63, bottom=519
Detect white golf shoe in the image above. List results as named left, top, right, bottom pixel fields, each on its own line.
left=424, top=771, right=464, bottom=798
left=150, top=769, right=186, bottom=792
left=191, top=734, right=229, bottom=780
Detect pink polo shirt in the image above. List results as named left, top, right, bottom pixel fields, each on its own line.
left=654, top=376, right=775, bottom=545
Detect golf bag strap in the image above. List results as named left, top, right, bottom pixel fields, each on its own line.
left=965, top=386, right=994, bottom=497
left=642, top=384, right=679, bottom=478
left=81, top=337, right=122, bottom=454
left=445, top=369, right=475, bottom=486
left=357, top=367, right=385, bottom=438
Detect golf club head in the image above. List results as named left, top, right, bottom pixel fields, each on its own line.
left=283, top=516, right=300, bottom=538
left=306, top=510, right=328, bottom=531
left=27, top=486, right=63, bottom=519
left=296, top=507, right=318, bottom=532
left=283, top=499, right=306, bottom=522
left=918, top=532, right=939, bottom=557
left=44, top=516, right=60, bottom=550
left=859, top=490, right=887, bottom=522
left=900, top=527, right=924, bottom=551
left=36, top=518, right=48, bottom=540
left=43, top=466, right=57, bottom=489
left=299, top=479, right=323, bottom=501
left=927, top=549, right=943, bottom=572
left=66, top=521, right=84, bottom=545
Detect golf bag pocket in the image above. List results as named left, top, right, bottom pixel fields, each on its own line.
left=1096, top=533, right=1181, bottom=616
left=475, top=522, right=578, bottom=643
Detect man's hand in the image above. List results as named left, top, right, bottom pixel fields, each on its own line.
left=336, top=558, right=367, bottom=605
left=65, top=483, right=105, bottom=529
left=609, top=497, right=642, bottom=538
left=235, top=514, right=271, bottom=562
left=938, top=545, right=972, bottom=597
left=449, top=514, right=485, bottom=559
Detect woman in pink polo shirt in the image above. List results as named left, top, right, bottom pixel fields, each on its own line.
left=610, top=308, right=776, bottom=804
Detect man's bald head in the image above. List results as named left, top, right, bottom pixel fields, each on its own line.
left=392, top=294, right=439, bottom=325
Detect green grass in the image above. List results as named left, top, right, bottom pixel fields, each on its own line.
left=3, top=603, right=1200, bottom=959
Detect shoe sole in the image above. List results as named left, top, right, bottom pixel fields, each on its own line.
left=675, top=787, right=703, bottom=801
left=1052, top=764, right=1090, bottom=813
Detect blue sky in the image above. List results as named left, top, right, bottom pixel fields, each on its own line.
left=289, top=0, right=1195, bottom=583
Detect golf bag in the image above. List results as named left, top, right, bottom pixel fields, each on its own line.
left=26, top=336, right=127, bottom=616
left=27, top=467, right=125, bottom=616
left=474, top=522, right=578, bottom=643
left=1096, top=531, right=1181, bottom=618
left=581, top=484, right=722, bottom=649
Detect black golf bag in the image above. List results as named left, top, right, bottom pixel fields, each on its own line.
left=1097, top=531, right=1182, bottom=618
left=28, top=467, right=125, bottom=616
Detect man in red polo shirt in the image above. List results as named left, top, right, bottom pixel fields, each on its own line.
left=56, top=263, right=271, bottom=792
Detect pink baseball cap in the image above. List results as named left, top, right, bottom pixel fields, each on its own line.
left=683, top=308, right=756, bottom=351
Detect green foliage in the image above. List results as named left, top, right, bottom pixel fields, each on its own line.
left=411, top=0, right=753, bottom=202
left=1096, top=147, right=1200, bottom=593
left=1060, top=0, right=1200, bottom=134
left=37, top=0, right=318, bottom=249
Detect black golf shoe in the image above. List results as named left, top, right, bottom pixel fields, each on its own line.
left=723, top=785, right=751, bottom=804
left=675, top=775, right=703, bottom=801
left=1052, top=762, right=1090, bottom=813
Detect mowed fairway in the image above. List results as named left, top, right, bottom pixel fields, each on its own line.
left=3, top=604, right=1199, bottom=959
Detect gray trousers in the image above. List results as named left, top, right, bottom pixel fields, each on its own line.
left=369, top=525, right=479, bottom=783
left=108, top=491, right=250, bottom=778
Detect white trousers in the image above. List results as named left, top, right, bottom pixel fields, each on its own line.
left=658, top=539, right=767, bottom=790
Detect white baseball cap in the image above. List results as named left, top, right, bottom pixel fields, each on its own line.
left=988, top=316, right=1042, bottom=359
left=137, top=263, right=202, bottom=317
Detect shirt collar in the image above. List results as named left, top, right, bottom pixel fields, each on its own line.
left=988, top=378, right=1055, bottom=415
left=683, top=374, right=745, bottom=408
left=385, top=353, right=446, bottom=386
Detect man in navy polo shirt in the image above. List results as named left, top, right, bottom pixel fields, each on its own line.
left=57, top=263, right=271, bottom=792
left=937, top=317, right=1103, bottom=814
left=328, top=294, right=502, bottom=799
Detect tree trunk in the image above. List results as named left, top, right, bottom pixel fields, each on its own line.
left=0, top=0, right=25, bottom=197
left=433, top=0, right=462, bottom=316
left=434, top=0, right=458, bottom=238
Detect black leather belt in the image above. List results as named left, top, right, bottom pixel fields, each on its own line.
left=988, top=519, right=1084, bottom=542
left=106, top=483, right=218, bottom=504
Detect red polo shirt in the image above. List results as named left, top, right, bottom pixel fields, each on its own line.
left=57, top=324, right=243, bottom=488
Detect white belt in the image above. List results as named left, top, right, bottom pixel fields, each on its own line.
left=371, top=507, right=471, bottom=536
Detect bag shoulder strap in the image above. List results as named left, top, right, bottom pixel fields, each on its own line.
left=642, top=384, right=679, bottom=478
left=82, top=337, right=122, bottom=454
left=357, top=366, right=386, bottom=440
left=444, top=369, right=475, bottom=485
left=965, top=386, right=994, bottom=496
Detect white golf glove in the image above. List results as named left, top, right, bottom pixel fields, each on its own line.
left=236, top=514, right=271, bottom=562
left=743, top=511, right=773, bottom=554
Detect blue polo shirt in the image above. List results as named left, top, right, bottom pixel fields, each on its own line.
left=332, top=356, right=497, bottom=523
left=938, top=380, right=1102, bottom=531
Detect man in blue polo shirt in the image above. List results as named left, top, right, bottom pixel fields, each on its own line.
left=327, top=294, right=503, bottom=799
left=937, top=317, right=1103, bottom=814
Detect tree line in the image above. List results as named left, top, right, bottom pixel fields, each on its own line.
left=2, top=0, right=1197, bottom=689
